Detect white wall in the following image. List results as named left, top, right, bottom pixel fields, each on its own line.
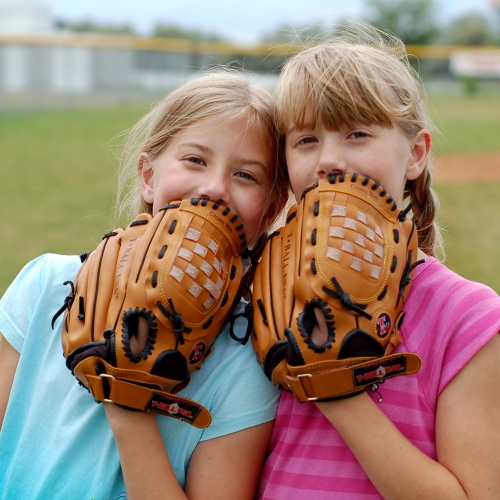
left=0, top=0, right=52, bottom=34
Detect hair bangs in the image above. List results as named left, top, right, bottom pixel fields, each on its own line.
left=277, top=44, right=420, bottom=133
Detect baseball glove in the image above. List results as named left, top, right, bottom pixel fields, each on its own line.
left=54, top=198, right=251, bottom=427
left=252, top=173, right=422, bottom=402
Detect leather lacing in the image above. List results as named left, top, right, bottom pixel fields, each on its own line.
left=156, top=298, right=190, bottom=346
left=397, top=251, right=424, bottom=306
left=371, top=381, right=384, bottom=403
left=51, top=280, right=75, bottom=329
left=398, top=201, right=414, bottom=222
left=229, top=301, right=253, bottom=345
left=322, top=276, right=373, bottom=321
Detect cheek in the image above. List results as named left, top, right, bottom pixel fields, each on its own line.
left=238, top=187, right=269, bottom=233
left=286, top=147, right=322, bottom=197
left=150, top=174, right=187, bottom=214
left=288, top=166, right=312, bottom=203
left=285, top=153, right=305, bottom=200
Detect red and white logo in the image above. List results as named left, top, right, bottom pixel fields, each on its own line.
left=150, top=399, right=194, bottom=419
left=165, top=402, right=179, bottom=415
left=189, top=342, right=206, bottom=364
left=376, top=313, right=391, bottom=338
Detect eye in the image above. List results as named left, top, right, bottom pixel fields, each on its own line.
left=235, top=171, right=256, bottom=181
left=186, top=156, right=205, bottom=165
left=298, top=136, right=317, bottom=145
left=348, top=131, right=369, bottom=139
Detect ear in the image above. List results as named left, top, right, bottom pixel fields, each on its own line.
left=138, top=152, right=154, bottom=204
left=406, top=129, right=431, bottom=181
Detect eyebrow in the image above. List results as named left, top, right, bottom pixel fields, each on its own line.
left=287, top=123, right=314, bottom=134
left=178, top=142, right=211, bottom=153
left=237, top=158, right=268, bottom=171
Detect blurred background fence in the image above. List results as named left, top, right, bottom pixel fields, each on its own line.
left=1, top=33, right=500, bottom=110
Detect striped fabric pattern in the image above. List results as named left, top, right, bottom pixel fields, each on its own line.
left=258, top=258, right=500, bottom=499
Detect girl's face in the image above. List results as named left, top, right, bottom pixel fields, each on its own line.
left=140, top=114, right=274, bottom=246
left=285, top=107, right=430, bottom=206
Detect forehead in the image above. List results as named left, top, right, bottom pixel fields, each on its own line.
left=284, top=94, right=392, bottom=136
left=285, top=103, right=365, bottom=136
left=179, top=112, right=271, bottom=145
left=171, top=114, right=274, bottom=167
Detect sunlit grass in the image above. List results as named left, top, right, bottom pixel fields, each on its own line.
left=0, top=107, right=145, bottom=294
left=435, top=181, right=500, bottom=292
left=428, top=94, right=500, bottom=154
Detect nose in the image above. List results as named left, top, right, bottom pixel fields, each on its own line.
left=315, top=137, right=345, bottom=178
left=198, top=170, right=230, bottom=206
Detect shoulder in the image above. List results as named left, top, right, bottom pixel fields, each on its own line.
left=37, top=253, right=83, bottom=285
left=0, top=253, right=82, bottom=305
left=9, top=253, right=83, bottom=308
left=6, top=253, right=82, bottom=292
left=411, top=257, right=496, bottom=291
left=402, top=257, right=500, bottom=394
left=0, top=254, right=83, bottom=351
left=404, top=257, right=500, bottom=326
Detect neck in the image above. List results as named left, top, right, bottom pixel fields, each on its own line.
left=417, top=248, right=428, bottom=261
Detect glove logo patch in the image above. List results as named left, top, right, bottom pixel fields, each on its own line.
left=189, top=342, right=206, bottom=364
left=147, top=393, right=201, bottom=423
left=353, top=355, right=407, bottom=387
left=376, top=313, right=392, bottom=338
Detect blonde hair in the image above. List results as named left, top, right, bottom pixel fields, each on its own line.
left=115, top=71, right=288, bottom=240
left=276, top=23, right=442, bottom=257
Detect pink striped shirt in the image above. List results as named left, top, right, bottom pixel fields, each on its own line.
left=258, top=258, right=500, bottom=499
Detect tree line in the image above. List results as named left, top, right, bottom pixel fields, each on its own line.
left=56, top=0, right=500, bottom=47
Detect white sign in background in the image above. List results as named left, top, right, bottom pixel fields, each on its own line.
left=450, top=51, right=500, bottom=78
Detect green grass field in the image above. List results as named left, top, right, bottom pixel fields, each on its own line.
left=428, top=94, right=500, bottom=154
left=0, top=92, right=499, bottom=296
left=425, top=93, right=500, bottom=291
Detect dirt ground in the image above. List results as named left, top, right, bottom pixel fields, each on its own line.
left=434, top=152, right=500, bottom=182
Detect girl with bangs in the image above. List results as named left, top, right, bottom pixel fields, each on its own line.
left=257, top=25, right=500, bottom=500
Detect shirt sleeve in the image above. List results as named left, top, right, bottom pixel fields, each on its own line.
left=401, top=258, right=500, bottom=404
left=0, top=255, right=48, bottom=352
left=439, top=283, right=500, bottom=394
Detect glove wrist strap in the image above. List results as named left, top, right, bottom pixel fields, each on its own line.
left=74, top=357, right=212, bottom=428
left=284, top=353, right=421, bottom=402
left=85, top=374, right=212, bottom=428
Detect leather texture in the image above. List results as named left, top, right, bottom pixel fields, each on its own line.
left=61, top=198, right=250, bottom=427
left=252, top=173, right=422, bottom=402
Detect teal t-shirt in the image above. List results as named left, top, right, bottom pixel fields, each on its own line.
left=0, top=254, right=279, bottom=500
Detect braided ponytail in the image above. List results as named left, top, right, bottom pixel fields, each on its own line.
left=405, top=166, right=443, bottom=258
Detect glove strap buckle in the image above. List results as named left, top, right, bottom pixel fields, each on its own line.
left=286, top=373, right=319, bottom=402
left=98, top=373, right=115, bottom=403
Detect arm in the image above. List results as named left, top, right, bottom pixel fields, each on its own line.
left=185, top=419, right=273, bottom=500
left=316, top=333, right=500, bottom=500
left=436, top=332, right=500, bottom=498
left=105, top=403, right=273, bottom=500
left=0, top=332, right=20, bottom=429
